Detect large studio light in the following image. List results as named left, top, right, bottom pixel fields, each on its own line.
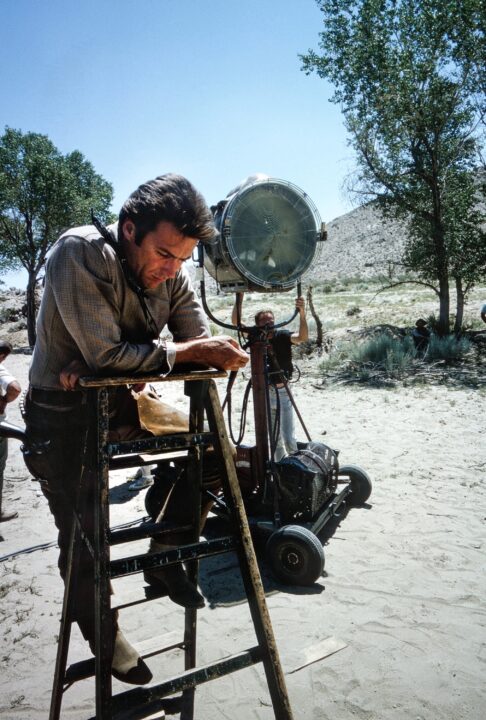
left=204, top=175, right=325, bottom=293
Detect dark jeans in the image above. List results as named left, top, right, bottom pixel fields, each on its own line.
left=23, top=386, right=221, bottom=645
left=23, top=388, right=115, bottom=646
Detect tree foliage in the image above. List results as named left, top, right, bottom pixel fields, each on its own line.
left=301, top=0, right=486, bottom=334
left=0, top=127, right=113, bottom=345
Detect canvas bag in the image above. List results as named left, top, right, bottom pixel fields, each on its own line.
left=131, top=385, right=189, bottom=435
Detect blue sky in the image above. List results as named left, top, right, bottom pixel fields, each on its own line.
left=1, top=0, right=354, bottom=287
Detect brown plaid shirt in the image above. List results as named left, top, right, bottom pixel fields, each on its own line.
left=29, top=224, right=210, bottom=389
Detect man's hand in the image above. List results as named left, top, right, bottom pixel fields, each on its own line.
left=1, top=380, right=21, bottom=408
left=175, top=335, right=249, bottom=372
left=59, top=359, right=91, bottom=390
left=295, top=296, right=306, bottom=316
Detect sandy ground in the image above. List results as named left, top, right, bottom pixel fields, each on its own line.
left=0, top=352, right=485, bottom=720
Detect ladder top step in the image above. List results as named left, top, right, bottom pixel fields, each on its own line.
left=79, top=368, right=227, bottom=388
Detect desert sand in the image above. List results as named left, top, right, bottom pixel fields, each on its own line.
left=0, top=350, right=485, bottom=720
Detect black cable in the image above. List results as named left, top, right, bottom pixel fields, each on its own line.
left=226, top=378, right=252, bottom=446
left=0, top=515, right=151, bottom=563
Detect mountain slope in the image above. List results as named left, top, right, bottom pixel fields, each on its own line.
left=314, top=203, right=407, bottom=281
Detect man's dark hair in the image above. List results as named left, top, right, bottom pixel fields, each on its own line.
left=118, top=173, right=217, bottom=246
left=0, top=340, right=13, bottom=356
left=255, top=309, right=275, bottom=325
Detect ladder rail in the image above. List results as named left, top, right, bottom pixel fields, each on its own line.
left=205, top=381, right=294, bottom=719
left=94, top=386, right=115, bottom=716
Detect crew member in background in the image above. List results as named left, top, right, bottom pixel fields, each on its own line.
left=0, top=340, right=21, bottom=527
left=412, top=318, right=431, bottom=356
left=232, top=293, right=308, bottom=461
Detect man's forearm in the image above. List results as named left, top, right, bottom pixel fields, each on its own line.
left=300, top=315, right=308, bottom=341
left=293, top=315, right=308, bottom=343
left=174, top=338, right=213, bottom=365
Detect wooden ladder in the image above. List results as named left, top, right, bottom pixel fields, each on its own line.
left=48, top=369, right=294, bottom=720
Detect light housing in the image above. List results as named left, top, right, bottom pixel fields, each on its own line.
left=205, top=177, right=323, bottom=293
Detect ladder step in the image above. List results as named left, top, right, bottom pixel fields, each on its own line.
left=109, top=450, right=188, bottom=471
left=64, top=632, right=184, bottom=684
left=103, top=646, right=263, bottom=720
left=109, top=521, right=193, bottom=546
left=112, top=583, right=172, bottom=609
left=112, top=696, right=182, bottom=720
left=107, top=432, right=214, bottom=458
left=110, top=537, right=237, bottom=579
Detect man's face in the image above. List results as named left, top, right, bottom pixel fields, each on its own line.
left=122, top=220, right=197, bottom=289
left=256, top=312, right=275, bottom=328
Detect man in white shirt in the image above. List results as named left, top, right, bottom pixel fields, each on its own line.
left=0, top=340, right=21, bottom=524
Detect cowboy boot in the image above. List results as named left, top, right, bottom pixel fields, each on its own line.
left=144, top=540, right=205, bottom=609
left=83, top=607, right=152, bottom=686
left=111, top=629, right=153, bottom=685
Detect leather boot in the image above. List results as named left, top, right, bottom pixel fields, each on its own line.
left=144, top=542, right=205, bottom=609
left=111, top=630, right=153, bottom=685
left=87, top=628, right=152, bottom=685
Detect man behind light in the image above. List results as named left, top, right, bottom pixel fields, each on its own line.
left=232, top=292, right=308, bottom=460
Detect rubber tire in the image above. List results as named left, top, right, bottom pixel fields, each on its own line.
left=339, top=464, right=372, bottom=506
left=265, top=525, right=325, bottom=586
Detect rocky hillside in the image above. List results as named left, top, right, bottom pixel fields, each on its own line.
left=315, top=202, right=407, bottom=281
left=316, top=170, right=486, bottom=282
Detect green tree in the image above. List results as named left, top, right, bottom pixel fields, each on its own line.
left=0, top=127, right=113, bottom=346
left=301, top=0, right=486, bottom=334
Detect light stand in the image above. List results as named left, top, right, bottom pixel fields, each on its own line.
left=197, top=242, right=310, bottom=507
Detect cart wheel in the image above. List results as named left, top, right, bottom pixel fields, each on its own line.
left=339, top=464, right=372, bottom=506
left=265, top=525, right=324, bottom=586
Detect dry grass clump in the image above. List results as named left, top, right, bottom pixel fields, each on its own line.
left=319, top=331, right=482, bottom=387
